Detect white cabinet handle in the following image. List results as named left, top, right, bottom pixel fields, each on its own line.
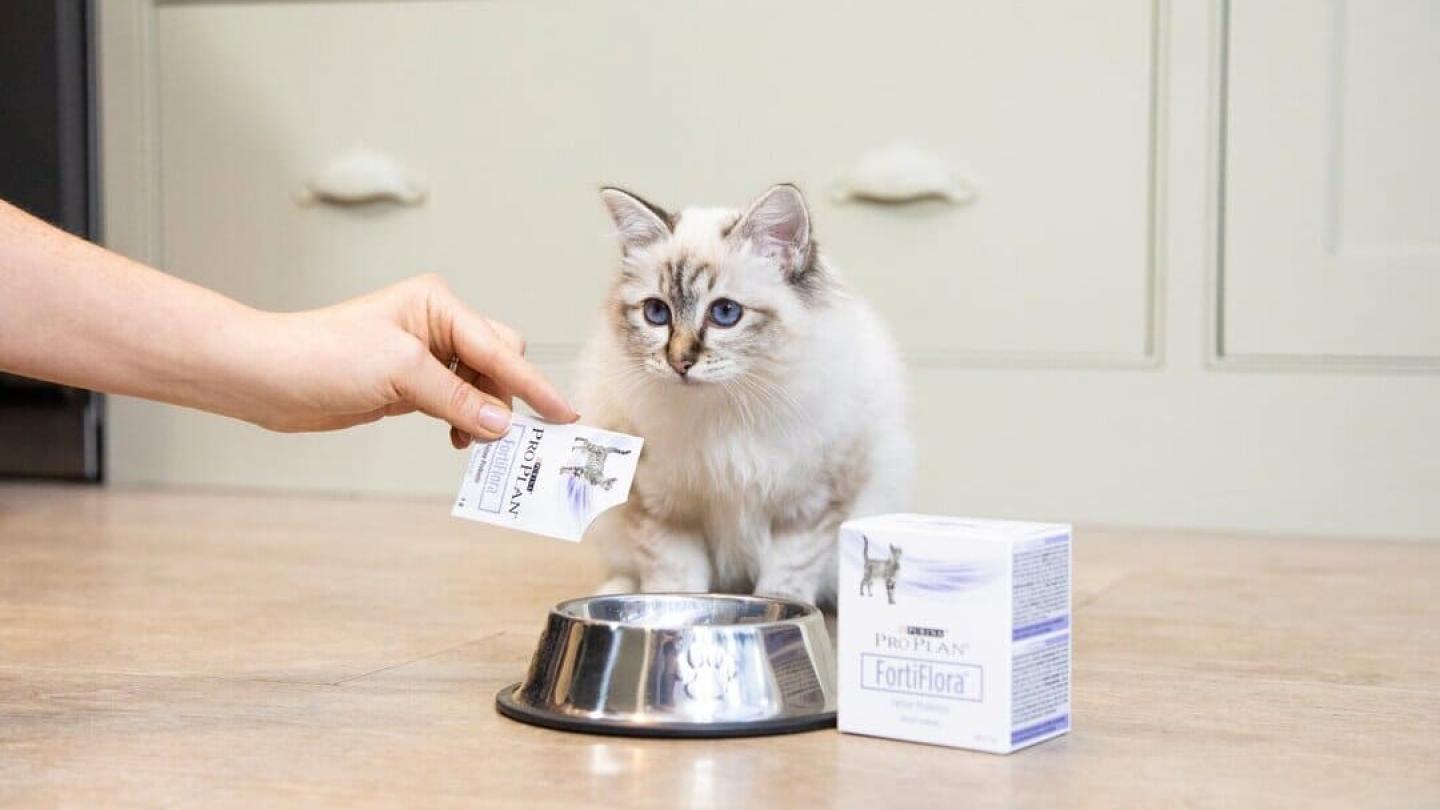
left=831, top=142, right=976, bottom=206
left=297, top=148, right=426, bottom=207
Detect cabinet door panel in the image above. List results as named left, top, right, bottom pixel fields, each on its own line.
left=1224, top=0, right=1440, bottom=361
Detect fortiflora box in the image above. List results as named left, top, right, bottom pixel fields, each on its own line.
left=837, top=514, right=1072, bottom=754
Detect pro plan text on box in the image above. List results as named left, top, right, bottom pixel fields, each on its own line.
left=837, top=514, right=1072, bottom=754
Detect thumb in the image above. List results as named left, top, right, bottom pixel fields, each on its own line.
left=396, top=353, right=513, bottom=441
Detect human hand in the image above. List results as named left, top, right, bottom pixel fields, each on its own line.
left=247, top=274, right=576, bottom=445
left=0, top=201, right=574, bottom=442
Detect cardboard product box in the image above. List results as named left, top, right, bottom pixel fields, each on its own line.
left=837, top=514, right=1072, bottom=754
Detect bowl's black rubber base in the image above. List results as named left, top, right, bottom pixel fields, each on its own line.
left=495, top=683, right=837, bottom=739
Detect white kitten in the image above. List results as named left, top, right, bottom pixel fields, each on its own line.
left=576, top=184, right=912, bottom=608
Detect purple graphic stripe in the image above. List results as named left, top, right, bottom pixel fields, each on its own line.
left=1012, top=714, right=1069, bottom=745
left=841, top=538, right=997, bottom=596
left=1013, top=614, right=1069, bottom=641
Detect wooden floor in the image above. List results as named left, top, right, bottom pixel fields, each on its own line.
left=0, top=484, right=1436, bottom=807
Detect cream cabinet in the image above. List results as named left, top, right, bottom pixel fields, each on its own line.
left=101, top=1, right=1440, bottom=538
left=148, top=0, right=1156, bottom=362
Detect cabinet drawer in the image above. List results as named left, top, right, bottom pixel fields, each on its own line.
left=155, top=0, right=1157, bottom=361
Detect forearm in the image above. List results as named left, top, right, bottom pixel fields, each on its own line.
left=1, top=198, right=574, bottom=437
left=0, top=200, right=272, bottom=419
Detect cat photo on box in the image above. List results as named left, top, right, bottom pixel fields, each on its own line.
left=576, top=183, right=913, bottom=609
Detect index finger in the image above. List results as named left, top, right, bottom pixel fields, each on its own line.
left=448, top=309, right=577, bottom=423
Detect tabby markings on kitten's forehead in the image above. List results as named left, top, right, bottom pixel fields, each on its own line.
left=663, top=258, right=705, bottom=321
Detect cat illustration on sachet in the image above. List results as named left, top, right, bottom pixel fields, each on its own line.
left=559, top=438, right=632, bottom=491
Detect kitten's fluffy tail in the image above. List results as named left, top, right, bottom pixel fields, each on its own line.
left=862, top=535, right=870, bottom=561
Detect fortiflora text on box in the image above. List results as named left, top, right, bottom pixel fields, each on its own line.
left=837, top=514, right=1072, bottom=754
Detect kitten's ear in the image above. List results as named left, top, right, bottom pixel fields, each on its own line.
left=729, top=183, right=812, bottom=274
left=600, top=187, right=673, bottom=254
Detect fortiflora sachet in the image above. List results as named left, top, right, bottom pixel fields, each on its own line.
left=837, top=514, right=1072, bottom=754
left=452, top=416, right=643, bottom=542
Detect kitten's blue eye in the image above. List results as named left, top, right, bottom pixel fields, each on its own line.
left=642, top=298, right=670, bottom=326
left=708, top=298, right=743, bottom=327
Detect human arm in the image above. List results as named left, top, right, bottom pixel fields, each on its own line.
left=0, top=200, right=576, bottom=444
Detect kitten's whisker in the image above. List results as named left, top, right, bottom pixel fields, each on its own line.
left=738, top=371, right=805, bottom=427
left=604, top=361, right=656, bottom=404
left=737, top=374, right=771, bottom=432
left=731, top=377, right=761, bottom=433
left=735, top=375, right=784, bottom=434
left=717, top=380, right=744, bottom=430
left=733, top=380, right=758, bottom=432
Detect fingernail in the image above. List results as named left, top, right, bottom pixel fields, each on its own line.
left=477, top=404, right=511, bottom=434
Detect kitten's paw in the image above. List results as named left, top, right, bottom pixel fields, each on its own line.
left=596, top=575, right=638, bottom=595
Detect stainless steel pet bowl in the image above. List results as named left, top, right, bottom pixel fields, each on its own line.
left=496, top=594, right=837, bottom=737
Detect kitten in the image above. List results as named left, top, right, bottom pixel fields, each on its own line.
left=576, top=183, right=913, bottom=608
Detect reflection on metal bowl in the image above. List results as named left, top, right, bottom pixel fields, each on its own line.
left=496, top=594, right=837, bottom=738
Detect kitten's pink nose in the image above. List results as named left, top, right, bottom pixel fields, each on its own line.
left=667, top=334, right=701, bottom=377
